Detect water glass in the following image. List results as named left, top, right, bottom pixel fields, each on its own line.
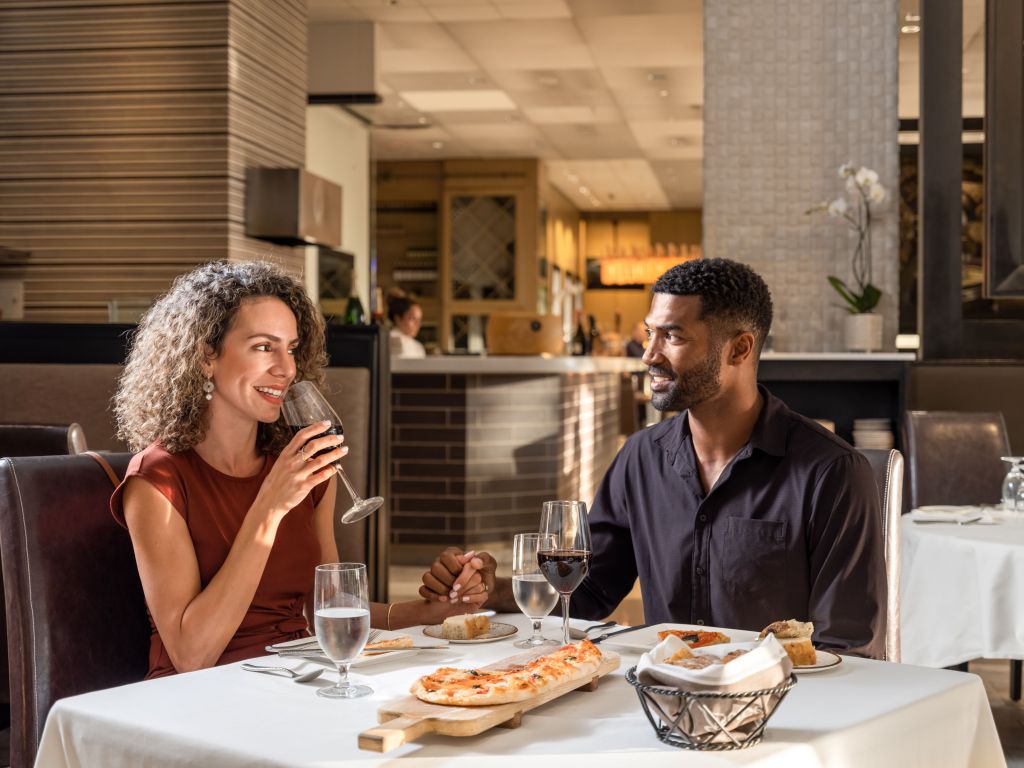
left=1001, top=457, right=1024, bottom=511
left=512, top=533, right=559, bottom=648
left=314, top=563, right=372, bottom=699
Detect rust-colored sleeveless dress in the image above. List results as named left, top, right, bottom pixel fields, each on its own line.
left=111, top=442, right=327, bottom=679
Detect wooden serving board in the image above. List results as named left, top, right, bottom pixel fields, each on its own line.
left=358, top=648, right=620, bottom=752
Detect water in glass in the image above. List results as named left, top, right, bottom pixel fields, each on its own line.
left=314, top=563, right=372, bottom=699
left=512, top=532, right=559, bottom=648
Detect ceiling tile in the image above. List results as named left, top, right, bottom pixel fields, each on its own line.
left=566, top=0, right=701, bottom=16
left=428, top=5, right=503, bottom=22
left=495, top=1, right=572, bottom=20
left=379, top=48, right=479, bottom=72
left=399, top=89, right=517, bottom=111
left=579, top=14, right=702, bottom=68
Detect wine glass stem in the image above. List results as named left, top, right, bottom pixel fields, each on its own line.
left=336, top=661, right=351, bottom=691
left=531, top=619, right=543, bottom=642
left=560, top=594, right=571, bottom=645
left=333, top=464, right=363, bottom=503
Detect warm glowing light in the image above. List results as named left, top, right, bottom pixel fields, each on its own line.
left=599, top=244, right=702, bottom=285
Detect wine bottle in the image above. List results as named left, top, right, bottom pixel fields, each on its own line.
left=344, top=276, right=366, bottom=325
left=588, top=314, right=601, bottom=355
left=572, top=311, right=589, bottom=356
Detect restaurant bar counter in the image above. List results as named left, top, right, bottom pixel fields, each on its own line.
left=35, top=614, right=1004, bottom=767
left=388, top=356, right=645, bottom=565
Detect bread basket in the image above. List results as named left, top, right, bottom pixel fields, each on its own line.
left=625, top=666, right=797, bottom=750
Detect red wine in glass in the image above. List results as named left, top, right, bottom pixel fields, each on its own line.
left=538, top=500, right=592, bottom=645
left=537, top=549, right=591, bottom=594
left=289, top=424, right=343, bottom=459
left=281, top=382, right=384, bottom=524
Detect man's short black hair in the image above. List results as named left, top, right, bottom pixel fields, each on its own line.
left=653, top=258, right=773, bottom=354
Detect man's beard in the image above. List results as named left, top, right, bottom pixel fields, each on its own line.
left=649, top=342, right=723, bottom=412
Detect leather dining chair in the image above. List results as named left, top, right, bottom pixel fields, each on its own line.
left=859, top=448, right=904, bottom=663
left=903, top=410, right=1020, bottom=699
left=0, top=453, right=149, bottom=768
left=0, top=422, right=90, bottom=737
left=0, top=422, right=89, bottom=458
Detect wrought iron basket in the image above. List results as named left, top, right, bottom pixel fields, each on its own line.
left=625, top=665, right=798, bottom=751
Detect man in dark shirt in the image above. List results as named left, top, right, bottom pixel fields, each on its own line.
left=420, top=258, right=886, bottom=658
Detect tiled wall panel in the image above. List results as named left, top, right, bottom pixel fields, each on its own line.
left=703, top=0, right=899, bottom=351
left=389, top=372, right=622, bottom=564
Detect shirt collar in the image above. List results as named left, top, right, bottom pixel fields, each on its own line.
left=655, top=384, right=789, bottom=469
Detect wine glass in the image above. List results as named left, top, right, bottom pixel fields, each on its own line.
left=314, top=563, right=372, bottom=699
left=281, top=381, right=384, bottom=523
left=1001, top=457, right=1024, bottom=511
left=512, top=533, right=559, bottom=649
left=537, top=500, right=592, bottom=646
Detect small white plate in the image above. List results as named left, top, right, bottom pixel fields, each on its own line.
left=422, top=622, right=518, bottom=644
left=594, top=623, right=759, bottom=652
left=793, top=650, right=842, bottom=673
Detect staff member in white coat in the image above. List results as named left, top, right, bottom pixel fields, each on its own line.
left=388, top=293, right=426, bottom=358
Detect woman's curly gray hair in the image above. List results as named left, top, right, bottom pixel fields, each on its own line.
left=114, top=260, right=327, bottom=454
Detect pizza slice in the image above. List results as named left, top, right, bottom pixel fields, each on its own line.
left=410, top=639, right=604, bottom=706
left=656, top=629, right=731, bottom=648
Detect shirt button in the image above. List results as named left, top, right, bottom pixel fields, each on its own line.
left=696, top=619, right=705, bottom=625
left=698, top=514, right=708, bottom=523
left=695, top=566, right=705, bottom=575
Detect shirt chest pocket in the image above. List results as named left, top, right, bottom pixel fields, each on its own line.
left=718, top=517, right=789, bottom=606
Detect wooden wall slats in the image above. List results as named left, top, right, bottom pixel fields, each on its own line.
left=0, top=3, right=228, bottom=50
left=0, top=136, right=229, bottom=179
left=0, top=0, right=307, bottom=320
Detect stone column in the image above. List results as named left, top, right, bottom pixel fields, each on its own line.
left=703, top=1, right=899, bottom=351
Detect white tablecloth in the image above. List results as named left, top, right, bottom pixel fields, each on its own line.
left=36, top=615, right=1004, bottom=768
left=901, top=508, right=1024, bottom=668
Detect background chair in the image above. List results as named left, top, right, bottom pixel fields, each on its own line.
left=0, top=453, right=149, bottom=768
left=859, top=448, right=904, bottom=662
left=902, top=410, right=1020, bottom=699
left=903, top=410, right=1009, bottom=509
left=0, top=422, right=88, bottom=458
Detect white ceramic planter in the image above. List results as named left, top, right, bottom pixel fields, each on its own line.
left=843, top=312, right=884, bottom=352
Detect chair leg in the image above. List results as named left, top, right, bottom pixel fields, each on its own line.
left=1011, top=660, right=1022, bottom=702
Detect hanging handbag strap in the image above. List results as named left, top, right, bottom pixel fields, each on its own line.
left=84, top=450, right=121, bottom=488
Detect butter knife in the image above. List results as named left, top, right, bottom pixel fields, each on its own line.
left=591, top=623, right=653, bottom=644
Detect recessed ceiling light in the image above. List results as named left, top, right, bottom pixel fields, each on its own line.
left=579, top=185, right=589, bottom=194
left=400, top=90, right=516, bottom=112
left=658, top=89, right=670, bottom=98
left=647, top=73, right=667, bottom=82
left=432, top=141, right=444, bottom=150
left=417, top=116, right=428, bottom=124
left=567, top=173, right=580, bottom=183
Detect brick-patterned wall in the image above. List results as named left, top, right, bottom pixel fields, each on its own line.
left=703, top=0, right=899, bottom=352
left=390, top=372, right=621, bottom=565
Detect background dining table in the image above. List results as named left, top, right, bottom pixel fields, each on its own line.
left=900, top=506, right=1024, bottom=669
left=35, top=614, right=1004, bottom=768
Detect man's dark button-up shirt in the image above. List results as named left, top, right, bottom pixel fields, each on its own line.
left=572, top=387, right=886, bottom=658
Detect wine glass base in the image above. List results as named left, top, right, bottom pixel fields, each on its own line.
left=317, top=683, right=373, bottom=699
left=513, top=637, right=559, bottom=649
left=341, top=496, right=384, bottom=524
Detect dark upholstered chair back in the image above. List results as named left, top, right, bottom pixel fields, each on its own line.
left=859, top=448, right=904, bottom=662
left=0, top=453, right=149, bottom=768
left=903, top=411, right=1010, bottom=509
left=0, top=423, right=88, bottom=458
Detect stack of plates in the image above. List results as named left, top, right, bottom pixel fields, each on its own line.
left=852, top=418, right=894, bottom=450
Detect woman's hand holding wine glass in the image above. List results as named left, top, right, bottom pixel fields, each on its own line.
left=281, top=382, right=385, bottom=523
left=252, top=421, right=346, bottom=520
left=538, top=500, right=592, bottom=646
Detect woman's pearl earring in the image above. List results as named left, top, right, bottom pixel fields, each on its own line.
left=203, top=377, right=215, bottom=401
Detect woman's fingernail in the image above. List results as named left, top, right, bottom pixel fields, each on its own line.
left=462, top=596, right=471, bottom=602
left=452, top=583, right=461, bottom=592
left=464, top=550, right=476, bottom=558
left=449, top=591, right=458, bottom=599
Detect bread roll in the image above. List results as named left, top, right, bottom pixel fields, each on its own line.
left=759, top=619, right=816, bottom=666
left=441, top=612, right=491, bottom=640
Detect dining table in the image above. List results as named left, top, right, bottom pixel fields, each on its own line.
left=35, top=614, right=1004, bottom=768
left=900, top=506, right=1024, bottom=672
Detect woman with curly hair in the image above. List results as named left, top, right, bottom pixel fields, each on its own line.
left=112, top=261, right=483, bottom=679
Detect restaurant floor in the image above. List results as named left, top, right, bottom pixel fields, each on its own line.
left=389, top=565, right=1024, bottom=765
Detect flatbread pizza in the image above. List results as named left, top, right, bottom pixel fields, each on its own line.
left=657, top=629, right=731, bottom=648
left=410, top=639, right=603, bottom=707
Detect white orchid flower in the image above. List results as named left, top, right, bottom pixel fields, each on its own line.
left=868, top=183, right=887, bottom=203
left=827, top=198, right=848, bottom=217
left=855, top=167, right=879, bottom=187
left=838, top=163, right=856, bottom=178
